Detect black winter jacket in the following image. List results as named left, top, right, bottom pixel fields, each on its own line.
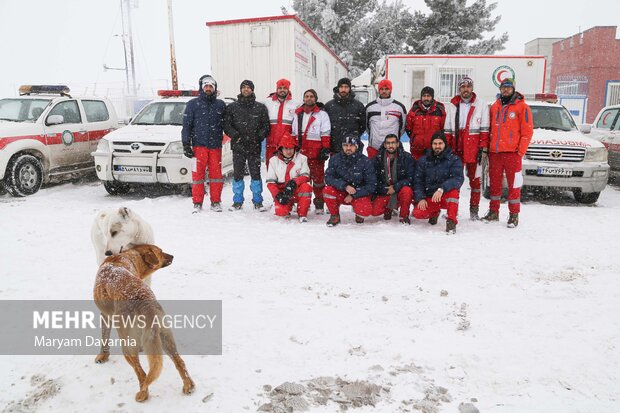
left=181, top=90, right=226, bottom=149
left=413, top=147, right=464, bottom=201
left=324, top=91, right=366, bottom=152
left=325, top=151, right=376, bottom=198
left=373, top=143, right=415, bottom=196
left=224, top=93, right=270, bottom=153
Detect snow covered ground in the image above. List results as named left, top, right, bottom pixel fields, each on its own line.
left=1, top=175, right=620, bottom=413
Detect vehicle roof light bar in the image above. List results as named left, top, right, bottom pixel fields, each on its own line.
left=19, top=85, right=71, bottom=97
left=157, top=90, right=199, bottom=97
left=535, top=93, right=558, bottom=103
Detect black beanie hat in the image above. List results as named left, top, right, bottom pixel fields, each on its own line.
left=421, top=86, right=435, bottom=99
left=431, top=131, right=447, bottom=145
left=337, top=78, right=352, bottom=89
left=240, top=80, right=255, bottom=91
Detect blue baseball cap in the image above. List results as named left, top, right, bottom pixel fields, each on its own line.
left=499, top=78, right=515, bottom=88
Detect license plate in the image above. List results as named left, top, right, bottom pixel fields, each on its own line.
left=537, top=167, right=572, bottom=176
left=114, top=165, right=151, bottom=173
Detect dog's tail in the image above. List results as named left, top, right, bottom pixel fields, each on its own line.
left=142, top=320, right=163, bottom=388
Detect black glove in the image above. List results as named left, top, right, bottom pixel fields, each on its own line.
left=283, top=180, right=297, bottom=195
left=183, top=145, right=194, bottom=158
left=477, top=148, right=485, bottom=164
left=318, top=147, right=331, bottom=161
left=275, top=191, right=291, bottom=205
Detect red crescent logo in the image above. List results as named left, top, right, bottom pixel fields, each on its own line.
left=496, top=70, right=508, bottom=83
left=602, top=112, right=611, bottom=125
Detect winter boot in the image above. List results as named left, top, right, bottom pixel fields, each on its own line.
left=481, top=210, right=499, bottom=222
left=355, top=215, right=365, bottom=224
left=470, top=206, right=480, bottom=221
left=229, top=202, right=243, bottom=211
left=507, top=213, right=519, bottom=228
left=314, top=199, right=325, bottom=215
left=326, top=215, right=340, bottom=227
left=383, top=209, right=392, bottom=220
left=428, top=215, right=439, bottom=225
left=399, top=217, right=411, bottom=225
left=446, top=219, right=457, bottom=234
left=210, top=202, right=222, bottom=212
left=299, top=216, right=308, bottom=223
left=192, top=203, right=202, bottom=214
left=253, top=202, right=267, bottom=212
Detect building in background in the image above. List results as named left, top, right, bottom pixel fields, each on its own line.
left=524, top=37, right=562, bottom=93
left=206, top=15, right=348, bottom=103
left=549, top=26, right=620, bottom=124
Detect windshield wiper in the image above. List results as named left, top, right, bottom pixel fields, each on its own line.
left=131, top=122, right=153, bottom=125
left=0, top=118, right=19, bottom=122
left=535, top=126, right=561, bottom=131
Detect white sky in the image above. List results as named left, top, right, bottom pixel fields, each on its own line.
left=1, top=0, right=619, bottom=98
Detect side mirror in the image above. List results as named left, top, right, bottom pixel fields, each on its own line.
left=580, top=124, right=592, bottom=134
left=46, top=115, right=64, bottom=125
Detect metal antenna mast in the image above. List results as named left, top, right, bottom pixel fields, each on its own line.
left=167, top=0, right=179, bottom=90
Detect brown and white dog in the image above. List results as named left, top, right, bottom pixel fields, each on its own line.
left=93, top=244, right=195, bottom=402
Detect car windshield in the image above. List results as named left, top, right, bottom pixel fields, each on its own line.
left=131, top=102, right=186, bottom=126
left=531, top=106, right=577, bottom=132
left=0, top=98, right=51, bottom=122
left=353, top=90, right=369, bottom=105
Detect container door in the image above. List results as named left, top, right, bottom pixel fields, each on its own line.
left=403, top=66, right=431, bottom=109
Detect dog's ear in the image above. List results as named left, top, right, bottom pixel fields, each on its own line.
left=142, top=248, right=160, bottom=269
left=119, top=207, right=131, bottom=220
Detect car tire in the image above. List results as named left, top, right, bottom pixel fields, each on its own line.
left=180, top=184, right=192, bottom=197
left=481, top=157, right=509, bottom=200
left=103, top=180, right=131, bottom=195
left=5, top=154, right=43, bottom=197
left=573, top=190, right=600, bottom=204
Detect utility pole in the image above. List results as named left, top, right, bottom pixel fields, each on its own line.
left=167, top=0, right=179, bottom=90
left=119, top=0, right=130, bottom=94
left=120, top=0, right=138, bottom=96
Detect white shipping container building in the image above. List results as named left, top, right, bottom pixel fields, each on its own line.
left=206, top=15, right=348, bottom=104
left=380, top=55, right=547, bottom=108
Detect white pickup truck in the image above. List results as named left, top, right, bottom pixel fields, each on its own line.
left=482, top=96, right=609, bottom=204
left=92, top=90, right=234, bottom=195
left=0, top=85, right=118, bottom=196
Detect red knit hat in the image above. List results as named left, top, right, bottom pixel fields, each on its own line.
left=279, top=133, right=297, bottom=149
left=276, top=78, right=291, bottom=89
left=378, top=79, right=392, bottom=91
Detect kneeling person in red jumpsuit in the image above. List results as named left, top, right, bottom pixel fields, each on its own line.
left=412, top=131, right=464, bottom=234
left=371, top=134, right=415, bottom=224
left=265, top=133, right=313, bottom=222
left=323, top=136, right=376, bottom=227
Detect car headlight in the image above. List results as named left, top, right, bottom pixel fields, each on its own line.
left=164, top=141, right=184, bottom=155
left=96, top=139, right=110, bottom=152
left=584, top=147, right=608, bottom=162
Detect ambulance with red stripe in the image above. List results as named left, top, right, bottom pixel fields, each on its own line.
left=92, top=90, right=233, bottom=195
left=0, top=85, right=118, bottom=196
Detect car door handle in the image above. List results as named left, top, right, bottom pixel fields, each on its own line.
left=79, top=130, right=87, bottom=133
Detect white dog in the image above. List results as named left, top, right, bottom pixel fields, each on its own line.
left=91, top=207, right=155, bottom=283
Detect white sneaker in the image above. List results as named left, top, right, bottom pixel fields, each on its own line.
left=210, top=202, right=222, bottom=212
left=299, top=216, right=308, bottom=223
left=192, top=203, right=202, bottom=214
left=315, top=208, right=325, bottom=215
